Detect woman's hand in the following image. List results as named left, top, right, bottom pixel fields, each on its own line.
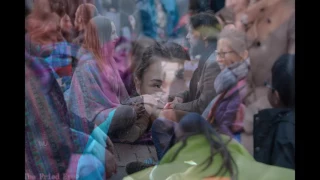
left=173, top=97, right=183, bottom=103
left=105, top=149, right=117, bottom=178
left=106, top=137, right=115, bottom=155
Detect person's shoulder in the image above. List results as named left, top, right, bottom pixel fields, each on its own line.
left=206, top=52, right=216, bottom=63
left=204, top=56, right=220, bottom=72
left=275, top=110, right=295, bottom=139
left=74, top=51, right=98, bottom=73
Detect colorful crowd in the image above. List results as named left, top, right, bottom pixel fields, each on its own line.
left=25, top=0, right=295, bottom=179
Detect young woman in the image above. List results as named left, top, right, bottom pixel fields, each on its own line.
left=117, top=37, right=156, bottom=97
left=126, top=113, right=294, bottom=180
left=65, top=16, right=165, bottom=143
left=131, top=29, right=249, bottom=166
left=72, top=3, right=99, bottom=46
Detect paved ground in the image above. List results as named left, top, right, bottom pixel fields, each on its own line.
left=108, top=143, right=158, bottom=179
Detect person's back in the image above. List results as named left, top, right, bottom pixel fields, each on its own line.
left=124, top=113, right=294, bottom=180
left=253, top=54, right=295, bottom=169
left=25, top=53, right=73, bottom=177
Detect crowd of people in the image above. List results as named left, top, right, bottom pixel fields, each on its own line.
left=25, top=0, right=295, bottom=179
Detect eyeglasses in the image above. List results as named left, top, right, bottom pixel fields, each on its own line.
left=215, top=50, right=235, bottom=58
left=264, top=80, right=275, bottom=93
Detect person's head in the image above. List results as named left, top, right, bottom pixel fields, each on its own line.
left=171, top=113, right=237, bottom=178
left=163, top=42, right=190, bottom=92
left=225, top=0, right=250, bottom=14
left=59, top=14, right=74, bottom=42
left=32, top=0, right=67, bottom=17
left=26, top=12, right=63, bottom=45
left=74, top=3, right=99, bottom=31
left=130, top=38, right=156, bottom=73
left=60, top=14, right=73, bottom=33
left=216, top=28, right=248, bottom=69
left=164, top=42, right=191, bottom=63
left=267, top=54, right=295, bottom=109
left=188, top=0, right=216, bottom=15
left=187, top=12, right=221, bottom=50
left=83, top=16, right=118, bottom=69
left=134, top=42, right=171, bottom=95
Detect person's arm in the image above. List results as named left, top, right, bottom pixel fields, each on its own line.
left=173, top=90, right=189, bottom=102
left=173, top=61, right=221, bottom=114
left=216, top=95, right=241, bottom=135
left=66, top=61, right=122, bottom=133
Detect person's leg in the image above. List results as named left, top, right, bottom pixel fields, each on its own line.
left=151, top=118, right=177, bottom=160
left=108, top=105, right=136, bottom=134
left=109, top=105, right=151, bottom=143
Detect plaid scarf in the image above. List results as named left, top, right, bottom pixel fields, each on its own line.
left=208, top=59, right=250, bottom=125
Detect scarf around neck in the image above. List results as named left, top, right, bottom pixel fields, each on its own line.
left=214, top=58, right=250, bottom=94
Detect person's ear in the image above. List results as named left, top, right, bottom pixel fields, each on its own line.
left=202, top=37, right=209, bottom=47
left=240, top=50, right=249, bottom=60
left=134, top=76, right=141, bottom=94
left=202, top=35, right=207, bottom=41
left=273, top=90, right=281, bottom=106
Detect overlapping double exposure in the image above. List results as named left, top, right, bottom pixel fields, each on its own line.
left=25, top=0, right=295, bottom=179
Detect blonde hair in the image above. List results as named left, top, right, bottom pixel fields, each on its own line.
left=218, top=28, right=247, bottom=55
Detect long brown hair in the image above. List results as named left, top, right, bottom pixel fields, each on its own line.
left=26, top=12, right=63, bottom=45
left=32, top=0, right=66, bottom=17
left=82, top=16, right=113, bottom=71
left=75, top=3, right=99, bottom=28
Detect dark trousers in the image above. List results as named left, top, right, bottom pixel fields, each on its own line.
left=151, top=118, right=177, bottom=160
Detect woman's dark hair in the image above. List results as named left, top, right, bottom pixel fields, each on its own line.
left=272, top=54, right=295, bottom=108
left=189, top=0, right=216, bottom=14
left=164, top=42, right=190, bottom=62
left=189, top=12, right=221, bottom=41
left=169, top=113, right=237, bottom=179
left=135, top=42, right=171, bottom=80
left=130, top=38, right=156, bottom=72
left=49, top=0, right=67, bottom=17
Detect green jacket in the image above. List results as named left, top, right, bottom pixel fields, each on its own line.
left=124, top=135, right=294, bottom=180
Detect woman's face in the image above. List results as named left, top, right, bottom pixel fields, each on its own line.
left=74, top=8, right=82, bottom=31
left=110, top=22, right=119, bottom=45
left=186, top=24, right=201, bottom=49
left=60, top=14, right=73, bottom=33
left=45, top=20, right=63, bottom=44
left=136, top=58, right=167, bottom=96
left=216, top=38, right=243, bottom=69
